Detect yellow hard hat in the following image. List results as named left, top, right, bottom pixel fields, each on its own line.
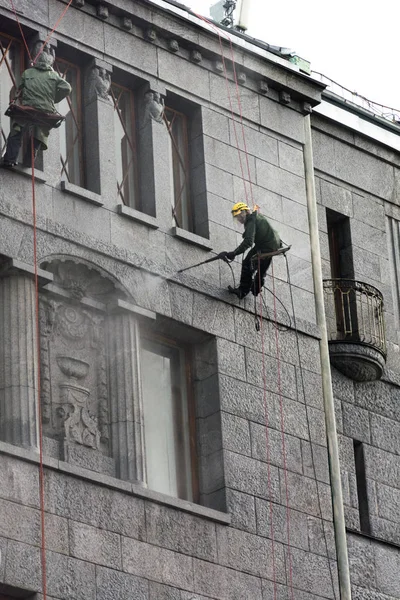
left=231, top=202, right=249, bottom=217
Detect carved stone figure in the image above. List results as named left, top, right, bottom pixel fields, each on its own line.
left=86, top=66, right=112, bottom=103
left=144, top=91, right=165, bottom=124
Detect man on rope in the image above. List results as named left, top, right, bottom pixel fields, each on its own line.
left=221, top=202, right=282, bottom=300
left=1, top=41, right=71, bottom=168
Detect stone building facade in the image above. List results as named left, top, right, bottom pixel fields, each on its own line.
left=0, top=0, right=398, bottom=599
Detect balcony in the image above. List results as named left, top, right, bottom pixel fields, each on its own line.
left=323, top=279, right=387, bottom=382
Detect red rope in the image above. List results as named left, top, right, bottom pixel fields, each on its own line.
left=258, top=258, right=278, bottom=599
left=193, top=13, right=252, bottom=207
left=225, top=38, right=255, bottom=206
left=270, top=260, right=294, bottom=598
left=7, top=0, right=76, bottom=595
left=9, top=0, right=74, bottom=65
left=8, top=0, right=32, bottom=62
left=31, top=136, right=47, bottom=600
left=34, top=0, right=74, bottom=64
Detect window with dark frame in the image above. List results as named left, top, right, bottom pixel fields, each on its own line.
left=140, top=335, right=198, bottom=503
left=165, top=105, right=193, bottom=232
left=326, top=209, right=354, bottom=280
left=353, top=439, right=371, bottom=535
left=111, top=82, right=139, bottom=209
left=164, top=94, right=209, bottom=238
left=54, top=57, right=84, bottom=187
left=0, top=32, right=24, bottom=157
left=326, top=208, right=357, bottom=339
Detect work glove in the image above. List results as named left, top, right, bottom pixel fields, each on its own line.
left=219, top=251, right=235, bottom=261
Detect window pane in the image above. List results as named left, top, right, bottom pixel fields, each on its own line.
left=55, top=59, right=83, bottom=187
left=165, top=107, right=192, bottom=231
left=111, top=84, right=137, bottom=208
left=141, top=339, right=193, bottom=501
left=0, top=34, right=23, bottom=155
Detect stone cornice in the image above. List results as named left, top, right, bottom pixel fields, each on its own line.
left=0, top=0, right=324, bottom=107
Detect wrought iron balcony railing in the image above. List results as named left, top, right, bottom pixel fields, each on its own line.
left=323, top=279, right=387, bottom=381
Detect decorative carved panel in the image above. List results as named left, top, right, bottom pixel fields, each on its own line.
left=38, top=260, right=121, bottom=455
left=40, top=298, right=109, bottom=451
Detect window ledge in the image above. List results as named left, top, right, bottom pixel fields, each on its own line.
left=7, top=165, right=47, bottom=183
left=0, top=440, right=231, bottom=525
left=60, top=180, right=104, bottom=206
left=171, top=226, right=212, bottom=250
left=347, top=527, right=400, bottom=551
left=117, top=204, right=159, bottom=229
left=107, top=298, right=156, bottom=320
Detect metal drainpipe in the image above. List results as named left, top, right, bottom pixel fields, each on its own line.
left=303, top=114, right=352, bottom=600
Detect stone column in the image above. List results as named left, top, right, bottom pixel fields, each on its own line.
left=0, top=259, right=53, bottom=449
left=136, top=80, right=170, bottom=220
left=107, top=300, right=155, bottom=483
left=84, top=58, right=116, bottom=203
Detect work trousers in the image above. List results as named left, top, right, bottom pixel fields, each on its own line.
left=3, top=123, right=44, bottom=164
left=239, top=248, right=272, bottom=296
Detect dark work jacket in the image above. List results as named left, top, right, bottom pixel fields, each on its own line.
left=13, top=64, right=71, bottom=148
left=233, top=211, right=281, bottom=257
left=19, top=64, right=71, bottom=113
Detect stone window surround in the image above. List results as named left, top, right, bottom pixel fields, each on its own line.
left=0, top=256, right=226, bottom=512
left=165, top=92, right=209, bottom=240
left=0, top=22, right=215, bottom=245
left=0, top=440, right=230, bottom=525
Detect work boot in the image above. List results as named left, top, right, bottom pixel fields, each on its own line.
left=0, top=157, right=17, bottom=168
left=228, top=285, right=247, bottom=299
left=3, top=132, right=22, bottom=166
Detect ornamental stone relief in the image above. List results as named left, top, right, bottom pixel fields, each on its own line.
left=38, top=260, right=122, bottom=455
left=40, top=298, right=109, bottom=452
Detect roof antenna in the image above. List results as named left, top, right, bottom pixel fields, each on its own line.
left=221, top=0, right=236, bottom=27
left=210, top=0, right=252, bottom=31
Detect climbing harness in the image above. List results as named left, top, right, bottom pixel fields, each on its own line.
left=252, top=245, right=291, bottom=331
left=5, top=102, right=65, bottom=129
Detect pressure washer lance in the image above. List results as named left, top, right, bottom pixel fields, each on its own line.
left=177, top=252, right=233, bottom=273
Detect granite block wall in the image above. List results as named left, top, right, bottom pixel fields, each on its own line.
left=312, top=113, right=400, bottom=598
left=0, top=0, right=399, bottom=598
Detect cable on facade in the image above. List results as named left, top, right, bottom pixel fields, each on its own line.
left=7, top=3, right=75, bottom=599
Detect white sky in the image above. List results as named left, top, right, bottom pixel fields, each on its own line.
left=186, top=0, right=399, bottom=110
